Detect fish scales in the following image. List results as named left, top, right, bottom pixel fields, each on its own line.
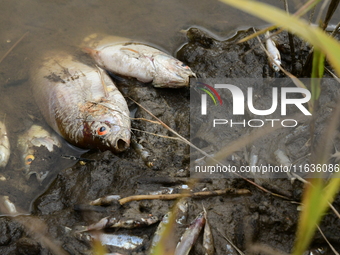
left=31, top=52, right=131, bottom=152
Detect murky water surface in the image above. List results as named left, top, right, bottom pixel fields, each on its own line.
left=0, top=0, right=338, bottom=213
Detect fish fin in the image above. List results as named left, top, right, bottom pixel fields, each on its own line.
left=82, top=47, right=99, bottom=57
left=95, top=65, right=109, bottom=97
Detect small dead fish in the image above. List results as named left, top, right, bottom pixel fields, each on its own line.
left=175, top=198, right=189, bottom=226
left=0, top=120, right=10, bottom=168
left=149, top=211, right=172, bottom=254
left=142, top=184, right=189, bottom=195
left=1, top=196, right=17, bottom=215
left=31, top=52, right=131, bottom=153
left=83, top=34, right=195, bottom=88
left=131, top=140, right=154, bottom=167
left=89, top=194, right=121, bottom=206
left=99, top=233, right=144, bottom=250
left=203, top=208, right=214, bottom=255
left=174, top=212, right=206, bottom=255
left=78, top=215, right=158, bottom=232
left=74, top=231, right=144, bottom=250
left=17, top=125, right=61, bottom=181
left=0, top=174, right=6, bottom=181
left=149, top=198, right=189, bottom=254
left=274, top=149, right=296, bottom=182
left=265, top=31, right=281, bottom=72
left=305, top=247, right=328, bottom=255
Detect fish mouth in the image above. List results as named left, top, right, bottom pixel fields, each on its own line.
left=107, top=129, right=131, bottom=153
left=114, top=137, right=130, bottom=152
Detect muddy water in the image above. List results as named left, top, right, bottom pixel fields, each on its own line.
left=0, top=1, right=340, bottom=255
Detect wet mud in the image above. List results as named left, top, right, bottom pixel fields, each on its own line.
left=1, top=28, right=340, bottom=255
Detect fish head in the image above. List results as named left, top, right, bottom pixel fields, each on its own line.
left=17, top=125, right=62, bottom=182
left=82, top=112, right=131, bottom=153
left=152, top=55, right=195, bottom=88
left=20, top=148, right=50, bottom=182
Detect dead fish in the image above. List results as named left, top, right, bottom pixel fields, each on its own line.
left=82, top=34, right=195, bottom=88
left=89, top=194, right=121, bottom=206
left=149, top=212, right=172, bottom=254
left=131, top=140, right=154, bottom=167
left=0, top=120, right=10, bottom=168
left=77, top=214, right=159, bottom=232
left=30, top=52, right=131, bottom=153
left=265, top=31, right=281, bottom=72
left=1, top=196, right=17, bottom=215
left=174, top=212, right=206, bottom=255
left=149, top=198, right=189, bottom=254
left=175, top=198, right=189, bottom=226
left=99, top=233, right=144, bottom=250
left=17, top=124, right=61, bottom=181
left=203, top=208, right=214, bottom=255
left=74, top=231, right=144, bottom=250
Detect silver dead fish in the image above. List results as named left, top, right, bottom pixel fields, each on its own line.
left=265, top=31, right=281, bottom=72
left=174, top=211, right=206, bottom=255
left=30, top=52, right=131, bottom=153
left=77, top=214, right=159, bottom=232
left=149, top=198, right=189, bottom=254
left=17, top=124, right=61, bottom=181
left=74, top=231, right=144, bottom=250
left=0, top=120, right=10, bottom=168
left=1, top=196, right=17, bottom=215
left=82, top=34, right=195, bottom=88
left=203, top=207, right=214, bottom=255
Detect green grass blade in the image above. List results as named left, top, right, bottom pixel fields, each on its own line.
left=219, top=0, right=340, bottom=76
left=294, top=178, right=324, bottom=255
left=294, top=176, right=340, bottom=255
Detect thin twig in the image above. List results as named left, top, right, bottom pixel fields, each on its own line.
left=317, top=225, right=339, bottom=255
left=130, top=117, right=161, bottom=125
left=315, top=0, right=330, bottom=25
left=0, top=31, right=29, bottom=65
left=131, top=128, right=181, bottom=140
left=330, top=21, right=340, bottom=36
left=325, top=67, right=340, bottom=82
left=118, top=188, right=250, bottom=205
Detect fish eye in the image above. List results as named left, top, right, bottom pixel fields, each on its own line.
left=97, top=126, right=108, bottom=136
left=273, top=65, right=280, bottom=72
left=25, top=155, right=35, bottom=165
left=180, top=62, right=189, bottom=69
